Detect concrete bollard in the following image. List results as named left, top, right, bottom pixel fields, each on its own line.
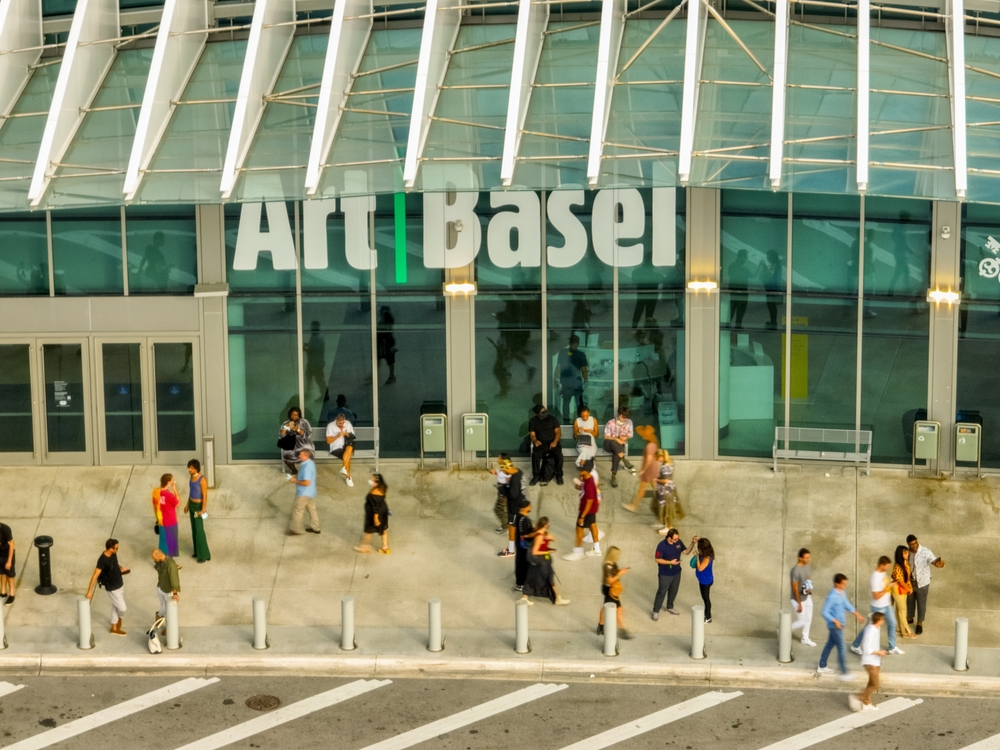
left=428, top=598, right=443, bottom=652
left=778, top=608, right=793, bottom=663
left=0, top=597, right=6, bottom=650
left=514, top=599, right=530, bottom=654
left=602, top=602, right=618, bottom=657
left=77, top=597, right=94, bottom=650
left=691, top=604, right=706, bottom=659
left=954, top=617, right=969, bottom=672
left=341, top=596, right=356, bottom=651
left=252, top=597, right=269, bottom=650
left=165, top=598, right=180, bottom=649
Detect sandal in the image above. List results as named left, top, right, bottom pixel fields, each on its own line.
left=379, top=547, right=390, bottom=555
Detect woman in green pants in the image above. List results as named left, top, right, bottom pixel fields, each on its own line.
left=184, top=459, right=211, bottom=563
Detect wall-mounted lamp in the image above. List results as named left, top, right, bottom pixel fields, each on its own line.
left=443, top=281, right=477, bottom=296
left=686, top=280, right=718, bottom=292
left=926, top=289, right=960, bottom=305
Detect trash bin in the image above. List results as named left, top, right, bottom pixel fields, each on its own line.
left=462, top=413, right=488, bottom=468
left=33, top=535, right=56, bottom=595
left=420, top=414, right=448, bottom=469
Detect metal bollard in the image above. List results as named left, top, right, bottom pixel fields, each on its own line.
left=428, top=598, right=444, bottom=652
left=77, top=597, right=94, bottom=650
left=602, top=602, right=618, bottom=657
left=252, top=597, right=269, bottom=650
left=165, top=598, right=180, bottom=649
left=0, top=597, right=6, bottom=649
left=33, top=535, right=56, bottom=595
left=340, top=596, right=356, bottom=651
left=778, top=608, right=793, bottom=663
left=691, top=604, right=706, bottom=659
left=514, top=599, right=530, bottom=654
left=954, top=617, right=969, bottom=671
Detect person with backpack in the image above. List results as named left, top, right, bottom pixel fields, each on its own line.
left=497, top=456, right=527, bottom=558
left=85, top=539, right=130, bottom=636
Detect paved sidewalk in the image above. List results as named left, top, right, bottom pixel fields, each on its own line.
left=0, top=460, right=997, bottom=686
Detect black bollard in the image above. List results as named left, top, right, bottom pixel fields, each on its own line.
left=33, top=536, right=56, bottom=595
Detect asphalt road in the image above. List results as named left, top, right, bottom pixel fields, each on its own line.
left=0, top=676, right=996, bottom=750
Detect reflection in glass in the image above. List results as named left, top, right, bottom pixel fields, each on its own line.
left=51, top=208, right=124, bottom=295
left=102, top=343, right=143, bottom=453
left=0, top=345, right=33, bottom=453
left=126, top=206, right=198, bottom=295
left=957, top=304, right=1000, bottom=468
left=0, top=214, right=48, bottom=295
left=43, top=343, right=86, bottom=453
left=154, top=343, right=195, bottom=452
left=548, top=292, right=613, bottom=425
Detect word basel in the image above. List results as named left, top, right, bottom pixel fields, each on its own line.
left=233, top=188, right=677, bottom=271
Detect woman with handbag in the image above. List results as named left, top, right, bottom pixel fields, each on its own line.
left=597, top=546, right=631, bottom=639
left=573, top=405, right=599, bottom=461
left=278, top=407, right=314, bottom=476
left=520, top=517, right=570, bottom=606
left=152, top=474, right=180, bottom=557
left=891, top=545, right=918, bottom=639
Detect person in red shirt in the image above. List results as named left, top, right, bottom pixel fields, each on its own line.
left=562, top=465, right=602, bottom=562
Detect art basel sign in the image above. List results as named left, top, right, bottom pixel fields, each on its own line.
left=232, top=188, right=677, bottom=272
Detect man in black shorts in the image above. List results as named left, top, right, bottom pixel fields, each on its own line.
left=0, top=520, right=15, bottom=605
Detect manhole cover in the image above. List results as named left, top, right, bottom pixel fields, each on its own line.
left=245, top=695, right=281, bottom=711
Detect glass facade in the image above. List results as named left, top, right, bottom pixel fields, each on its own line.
left=0, top=345, right=33, bottom=453
left=125, top=206, right=198, bottom=295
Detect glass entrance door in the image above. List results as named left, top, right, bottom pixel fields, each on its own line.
left=40, top=341, right=93, bottom=464
left=0, top=343, right=39, bottom=462
left=151, top=342, right=198, bottom=462
left=97, top=341, right=147, bottom=463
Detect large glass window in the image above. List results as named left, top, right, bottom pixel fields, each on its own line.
left=0, top=213, right=48, bottom=295
left=51, top=207, right=124, bottom=295
left=126, top=205, right=198, bottom=295
left=0, top=345, right=33, bottom=453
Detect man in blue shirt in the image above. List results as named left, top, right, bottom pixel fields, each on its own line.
left=287, top=449, right=321, bottom=536
left=817, top=573, right=866, bottom=679
left=651, top=529, right=690, bottom=620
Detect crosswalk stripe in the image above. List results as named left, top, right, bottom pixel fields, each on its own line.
left=172, top=679, right=391, bottom=750
left=357, top=682, right=569, bottom=750
left=958, top=734, right=1000, bottom=749
left=555, top=690, right=744, bottom=750
left=3, top=677, right=219, bottom=750
left=757, top=696, right=923, bottom=750
left=0, top=682, right=25, bottom=699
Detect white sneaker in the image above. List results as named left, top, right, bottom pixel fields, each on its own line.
left=657, top=526, right=670, bottom=535
left=862, top=702, right=878, bottom=711
left=848, top=694, right=862, bottom=713
left=850, top=645, right=862, bottom=656
left=340, top=467, right=347, bottom=475
left=584, top=549, right=602, bottom=557
left=554, top=597, right=571, bottom=606
left=345, top=477, right=354, bottom=487
left=888, top=646, right=905, bottom=655
left=801, top=638, right=817, bottom=647
left=838, top=673, right=854, bottom=682
left=562, top=552, right=584, bottom=562
left=816, top=666, right=834, bottom=675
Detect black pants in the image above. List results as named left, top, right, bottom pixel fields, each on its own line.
left=699, top=583, right=712, bottom=620
left=653, top=574, right=681, bottom=612
left=531, top=444, right=564, bottom=481
left=907, top=584, right=929, bottom=623
left=515, top=548, right=529, bottom=587
left=604, top=439, right=624, bottom=473
left=283, top=459, right=299, bottom=475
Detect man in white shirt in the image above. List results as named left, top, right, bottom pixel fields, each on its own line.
left=849, top=611, right=886, bottom=712
left=326, top=413, right=355, bottom=487
left=851, top=556, right=904, bottom=656
left=906, top=534, right=944, bottom=636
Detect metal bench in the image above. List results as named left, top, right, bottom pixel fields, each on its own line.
left=772, top=427, right=872, bottom=475
left=317, top=426, right=379, bottom=471
left=559, top=424, right=616, bottom=459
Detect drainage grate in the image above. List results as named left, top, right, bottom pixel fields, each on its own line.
left=245, top=695, right=281, bottom=711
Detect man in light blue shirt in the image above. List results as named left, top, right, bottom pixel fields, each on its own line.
left=287, top=449, right=320, bottom=535
left=817, top=573, right=866, bottom=679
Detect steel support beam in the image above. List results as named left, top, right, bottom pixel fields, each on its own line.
left=0, top=0, right=42, bottom=132
left=768, top=0, right=789, bottom=189
left=402, top=0, right=463, bottom=189
left=28, top=0, right=118, bottom=207
left=500, top=0, right=547, bottom=187
left=678, top=0, right=707, bottom=183
left=586, top=0, right=626, bottom=186
left=220, top=0, right=296, bottom=199
left=124, top=0, right=210, bottom=201
left=857, top=0, right=870, bottom=192
left=948, top=0, right=967, bottom=199
left=304, top=0, right=372, bottom=196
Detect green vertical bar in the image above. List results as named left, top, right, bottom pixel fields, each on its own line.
left=394, top=192, right=407, bottom=284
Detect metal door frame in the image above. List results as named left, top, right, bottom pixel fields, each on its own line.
left=37, top=337, right=94, bottom=466
left=93, top=337, right=152, bottom=466
left=0, top=338, right=43, bottom=466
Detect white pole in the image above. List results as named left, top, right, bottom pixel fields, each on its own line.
left=77, top=597, right=94, bottom=650
left=514, top=599, right=530, bottom=654
left=954, top=617, right=969, bottom=671
left=165, top=598, right=180, bottom=650
left=341, top=596, right=356, bottom=651
left=778, top=608, right=793, bottom=663
left=428, top=598, right=443, bottom=652
left=252, top=596, right=268, bottom=650
left=602, top=602, right=618, bottom=657
left=0, top=597, right=7, bottom=649
left=691, top=604, right=706, bottom=659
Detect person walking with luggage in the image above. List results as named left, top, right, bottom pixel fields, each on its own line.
left=278, top=407, right=314, bottom=476
left=603, top=407, right=636, bottom=488
left=185, top=460, right=211, bottom=562
left=151, top=548, right=180, bottom=621
left=325, top=412, right=356, bottom=487
left=573, top=405, right=599, bottom=462
left=651, top=528, right=687, bottom=619
left=496, top=456, right=527, bottom=558
left=622, top=425, right=659, bottom=513
left=85, top=539, right=130, bottom=636
left=597, top=546, right=630, bottom=638
left=851, top=556, right=905, bottom=657
left=528, top=404, right=563, bottom=486
left=688, top=536, right=714, bottom=623
left=890, top=545, right=917, bottom=639
left=355, top=473, right=390, bottom=554
left=906, top=534, right=944, bottom=635
left=789, top=548, right=816, bottom=646
left=0, top=520, right=15, bottom=605
left=816, top=574, right=865, bottom=679
left=152, top=474, right=180, bottom=558
left=849, top=612, right=887, bottom=712
left=287, top=449, right=321, bottom=536
left=512, top=500, right=534, bottom=591
left=521, top=517, right=570, bottom=606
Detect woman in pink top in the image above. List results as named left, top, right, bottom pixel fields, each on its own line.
left=152, top=474, right=180, bottom=557
left=622, top=425, right=660, bottom=513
